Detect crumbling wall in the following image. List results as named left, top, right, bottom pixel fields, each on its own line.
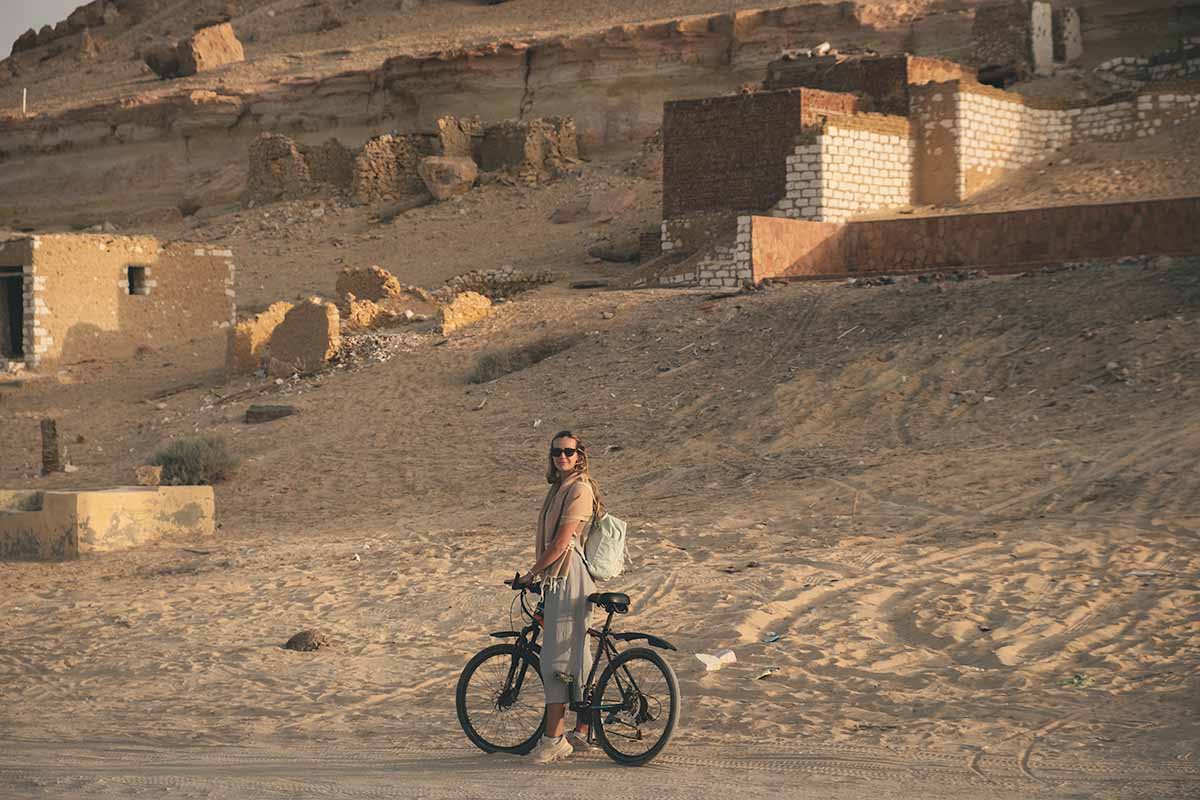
left=247, top=133, right=313, bottom=202
left=303, top=138, right=355, bottom=190
left=478, top=117, right=579, bottom=183
left=1052, top=7, right=1083, bottom=65
left=972, top=0, right=1053, bottom=78
left=352, top=133, right=435, bottom=204
left=436, top=115, right=484, bottom=159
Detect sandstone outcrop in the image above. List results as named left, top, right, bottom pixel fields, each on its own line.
left=335, top=266, right=405, bottom=303
left=226, top=301, right=293, bottom=374
left=438, top=291, right=493, bottom=334
left=417, top=156, right=478, bottom=201
left=267, top=299, right=341, bottom=377
left=177, top=23, right=244, bottom=76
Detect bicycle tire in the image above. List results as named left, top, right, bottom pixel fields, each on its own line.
left=456, top=643, right=546, bottom=754
left=593, top=647, right=680, bottom=766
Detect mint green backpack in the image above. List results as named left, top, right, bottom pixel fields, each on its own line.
left=574, top=487, right=629, bottom=582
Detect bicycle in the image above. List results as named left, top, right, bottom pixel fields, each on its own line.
left=455, top=575, right=681, bottom=766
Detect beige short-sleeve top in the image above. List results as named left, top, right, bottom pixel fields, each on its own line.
left=535, top=474, right=595, bottom=581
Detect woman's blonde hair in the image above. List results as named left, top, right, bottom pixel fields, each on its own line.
left=546, top=430, right=605, bottom=513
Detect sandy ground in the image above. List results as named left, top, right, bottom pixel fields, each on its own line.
left=2, top=253, right=1198, bottom=798
left=2, top=5, right=1199, bottom=796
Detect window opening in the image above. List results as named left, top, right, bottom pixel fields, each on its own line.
left=0, top=267, right=23, bottom=358
left=128, top=265, right=149, bottom=296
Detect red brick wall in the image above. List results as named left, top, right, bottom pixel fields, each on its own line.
left=751, top=197, right=1200, bottom=280
left=662, top=88, right=862, bottom=221
left=662, top=89, right=810, bottom=220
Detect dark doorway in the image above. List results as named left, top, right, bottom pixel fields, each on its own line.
left=0, top=268, right=24, bottom=359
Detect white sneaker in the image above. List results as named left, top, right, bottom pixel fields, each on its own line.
left=527, top=735, right=573, bottom=764
left=565, top=730, right=593, bottom=753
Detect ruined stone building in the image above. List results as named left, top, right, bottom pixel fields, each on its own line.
left=0, top=234, right=235, bottom=370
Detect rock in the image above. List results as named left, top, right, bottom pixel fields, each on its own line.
left=317, top=1, right=345, bottom=31
left=588, top=239, right=641, bottom=263
left=135, top=465, right=163, bottom=486
left=570, top=280, right=609, bottom=289
left=344, top=293, right=409, bottom=330
left=245, top=404, right=298, bottom=424
left=143, top=41, right=184, bottom=79
left=283, top=629, right=329, bottom=652
left=267, top=298, right=341, bottom=377
left=417, top=156, right=478, bottom=201
left=176, top=22, right=244, bottom=76
left=437, top=291, right=493, bottom=334
left=550, top=188, right=637, bottom=224
left=226, top=301, right=293, bottom=374
left=13, top=28, right=39, bottom=54
left=77, top=29, right=101, bottom=64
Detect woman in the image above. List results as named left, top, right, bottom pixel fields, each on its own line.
left=517, top=430, right=600, bottom=764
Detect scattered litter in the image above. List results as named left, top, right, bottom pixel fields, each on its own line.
left=1127, top=570, right=1158, bottom=577
left=352, top=553, right=361, bottom=562
left=978, top=624, right=992, bottom=632
left=1060, top=674, right=1095, bottom=688
left=761, top=632, right=782, bottom=644
left=696, top=649, right=737, bottom=671
left=533, top=418, right=542, bottom=428
left=752, top=667, right=781, bottom=680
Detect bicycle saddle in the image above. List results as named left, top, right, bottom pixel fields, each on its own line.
left=588, top=591, right=630, bottom=613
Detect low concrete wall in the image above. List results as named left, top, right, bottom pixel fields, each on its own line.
left=0, top=487, right=215, bottom=561
left=750, top=196, right=1200, bottom=280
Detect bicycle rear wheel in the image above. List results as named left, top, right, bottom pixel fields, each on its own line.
left=456, top=643, right=546, bottom=754
left=593, top=647, right=680, bottom=766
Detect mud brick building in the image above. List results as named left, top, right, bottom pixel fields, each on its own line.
left=0, top=234, right=235, bottom=370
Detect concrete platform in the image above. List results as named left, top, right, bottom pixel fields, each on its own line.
left=0, top=487, right=215, bottom=561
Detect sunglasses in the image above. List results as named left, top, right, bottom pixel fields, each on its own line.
left=550, top=447, right=580, bottom=458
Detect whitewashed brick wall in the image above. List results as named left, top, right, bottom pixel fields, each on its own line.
left=957, top=87, right=1200, bottom=196
left=663, top=216, right=753, bottom=288
left=771, top=126, right=913, bottom=223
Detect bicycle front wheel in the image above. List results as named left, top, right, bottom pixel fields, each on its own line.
left=594, top=647, right=680, bottom=766
left=456, top=643, right=546, bottom=754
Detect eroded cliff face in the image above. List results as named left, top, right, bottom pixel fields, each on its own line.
left=0, top=3, right=900, bottom=227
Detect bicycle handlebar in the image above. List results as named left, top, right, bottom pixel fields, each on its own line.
left=504, top=572, right=541, bottom=595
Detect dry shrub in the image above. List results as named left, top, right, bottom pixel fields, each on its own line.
left=467, top=335, right=580, bottom=384
left=150, top=436, right=239, bottom=485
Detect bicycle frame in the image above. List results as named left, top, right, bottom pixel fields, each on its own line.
left=487, top=587, right=676, bottom=718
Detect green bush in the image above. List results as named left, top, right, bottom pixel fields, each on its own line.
left=149, top=436, right=239, bottom=485
left=467, top=335, right=580, bottom=384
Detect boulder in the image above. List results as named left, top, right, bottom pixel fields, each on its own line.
left=283, top=629, right=329, bottom=652
left=550, top=189, right=637, bottom=224
left=226, top=301, right=293, bottom=374
left=176, top=22, right=244, bottom=76
left=267, top=298, right=341, bottom=377
left=344, top=294, right=408, bottom=330
left=588, top=239, right=641, bottom=263
left=438, top=291, right=493, bottom=334
left=335, top=265, right=403, bottom=303
left=417, top=156, right=478, bottom=201
left=135, top=465, right=163, bottom=486
left=245, top=404, right=297, bottom=424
